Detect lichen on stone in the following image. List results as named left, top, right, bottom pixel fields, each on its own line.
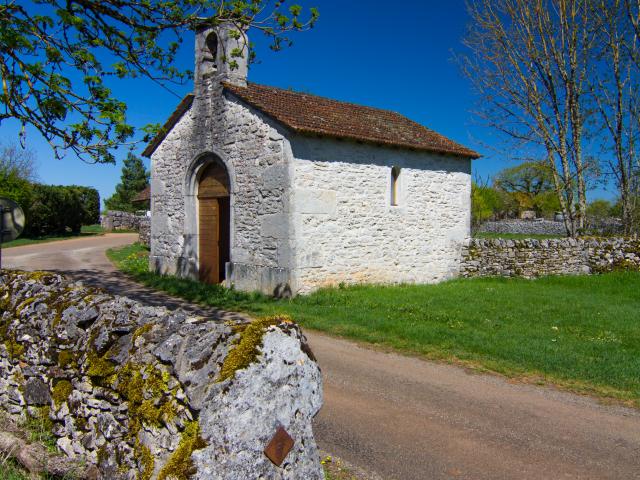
left=86, top=351, right=117, bottom=379
left=157, top=421, right=206, bottom=480
left=115, top=362, right=177, bottom=436
left=0, top=289, right=11, bottom=312
left=135, top=438, right=155, bottom=480
left=16, top=296, right=39, bottom=315
left=52, top=379, right=73, bottom=407
left=217, top=315, right=292, bottom=383
left=132, top=323, right=154, bottom=344
left=27, top=270, right=56, bottom=282
left=4, top=337, right=25, bottom=360
left=57, top=350, right=77, bottom=368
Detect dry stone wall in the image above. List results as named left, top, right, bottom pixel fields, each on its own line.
left=101, top=211, right=144, bottom=232
left=461, top=237, right=640, bottom=278
left=0, top=270, right=323, bottom=479
left=478, top=219, right=567, bottom=236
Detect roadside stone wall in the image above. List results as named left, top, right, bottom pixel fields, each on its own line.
left=0, top=270, right=323, bottom=479
left=461, top=237, right=640, bottom=277
left=101, top=211, right=143, bottom=232
left=478, top=219, right=567, bottom=236
left=139, top=217, right=150, bottom=247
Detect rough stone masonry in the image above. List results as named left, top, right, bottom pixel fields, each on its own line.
left=461, top=237, right=640, bottom=278
left=0, top=270, right=323, bottom=479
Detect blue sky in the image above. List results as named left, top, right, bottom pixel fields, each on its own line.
left=0, top=0, right=616, bottom=205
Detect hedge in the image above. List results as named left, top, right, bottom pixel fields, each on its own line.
left=0, top=178, right=100, bottom=237
left=26, top=185, right=100, bottom=236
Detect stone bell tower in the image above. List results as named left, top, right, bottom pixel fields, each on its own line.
left=194, top=22, right=248, bottom=94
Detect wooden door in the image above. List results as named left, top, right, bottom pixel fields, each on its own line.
left=199, top=197, right=220, bottom=283
left=197, top=161, right=230, bottom=284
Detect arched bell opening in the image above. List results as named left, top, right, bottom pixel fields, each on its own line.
left=197, top=160, right=231, bottom=284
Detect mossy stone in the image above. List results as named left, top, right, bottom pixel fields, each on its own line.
left=217, top=315, right=292, bottom=383
left=52, top=379, right=73, bottom=407
left=158, top=421, right=206, bottom=480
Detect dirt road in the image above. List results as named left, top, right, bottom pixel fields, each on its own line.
left=4, top=236, right=640, bottom=480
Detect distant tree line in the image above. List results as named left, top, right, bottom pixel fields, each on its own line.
left=461, top=0, right=640, bottom=236
left=0, top=143, right=99, bottom=237
left=472, top=160, right=625, bottom=233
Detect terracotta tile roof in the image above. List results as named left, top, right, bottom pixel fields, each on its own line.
left=132, top=185, right=150, bottom=203
left=142, top=94, right=194, bottom=158
left=223, top=82, right=480, bottom=158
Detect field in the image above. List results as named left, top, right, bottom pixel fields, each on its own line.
left=108, top=243, right=640, bottom=406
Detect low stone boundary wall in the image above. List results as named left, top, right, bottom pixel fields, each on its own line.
left=0, top=271, right=323, bottom=479
left=478, top=219, right=567, bottom=236
left=461, top=237, right=640, bottom=278
left=101, top=211, right=144, bottom=232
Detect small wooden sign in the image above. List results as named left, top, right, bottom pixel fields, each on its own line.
left=263, top=426, right=295, bottom=467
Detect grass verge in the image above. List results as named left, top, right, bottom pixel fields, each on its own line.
left=1, top=225, right=105, bottom=248
left=1, top=224, right=139, bottom=248
left=107, top=243, right=640, bottom=407
left=0, top=409, right=61, bottom=479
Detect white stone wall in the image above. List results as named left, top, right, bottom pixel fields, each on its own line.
left=289, top=136, right=472, bottom=293
left=150, top=80, right=296, bottom=293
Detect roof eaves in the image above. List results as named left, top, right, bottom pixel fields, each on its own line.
left=142, top=94, right=195, bottom=158
left=292, top=125, right=481, bottom=158
left=222, top=82, right=481, bottom=159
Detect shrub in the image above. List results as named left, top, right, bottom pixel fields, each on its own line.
left=0, top=170, right=33, bottom=222
left=25, top=184, right=100, bottom=237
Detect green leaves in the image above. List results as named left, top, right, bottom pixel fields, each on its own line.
left=0, top=1, right=319, bottom=163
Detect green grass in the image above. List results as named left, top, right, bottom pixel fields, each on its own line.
left=0, top=409, right=61, bottom=480
left=79, top=224, right=104, bottom=234
left=0, top=224, right=138, bottom=248
left=0, top=225, right=107, bottom=248
left=108, top=243, right=640, bottom=406
left=2, top=224, right=138, bottom=248
left=322, top=455, right=359, bottom=480
left=0, top=460, right=31, bottom=480
left=474, top=232, right=565, bottom=240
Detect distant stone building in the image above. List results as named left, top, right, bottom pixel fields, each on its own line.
left=143, top=24, right=479, bottom=295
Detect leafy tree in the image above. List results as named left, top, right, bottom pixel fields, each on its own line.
left=105, top=153, right=149, bottom=212
left=0, top=1, right=319, bottom=163
left=26, top=184, right=100, bottom=235
left=494, top=161, right=560, bottom=218
left=0, top=143, right=37, bottom=224
left=471, top=183, right=505, bottom=229
left=0, top=170, right=33, bottom=222
left=586, top=199, right=614, bottom=220
left=0, top=142, right=37, bottom=182
left=73, top=186, right=101, bottom=225
left=494, top=161, right=554, bottom=197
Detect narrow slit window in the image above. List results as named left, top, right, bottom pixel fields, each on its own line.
left=391, top=166, right=401, bottom=206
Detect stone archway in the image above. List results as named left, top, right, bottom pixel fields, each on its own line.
left=196, top=161, right=231, bottom=284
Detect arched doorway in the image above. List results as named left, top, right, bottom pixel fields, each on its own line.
left=197, top=161, right=230, bottom=284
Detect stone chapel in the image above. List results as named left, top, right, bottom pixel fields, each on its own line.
left=143, top=24, right=480, bottom=295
